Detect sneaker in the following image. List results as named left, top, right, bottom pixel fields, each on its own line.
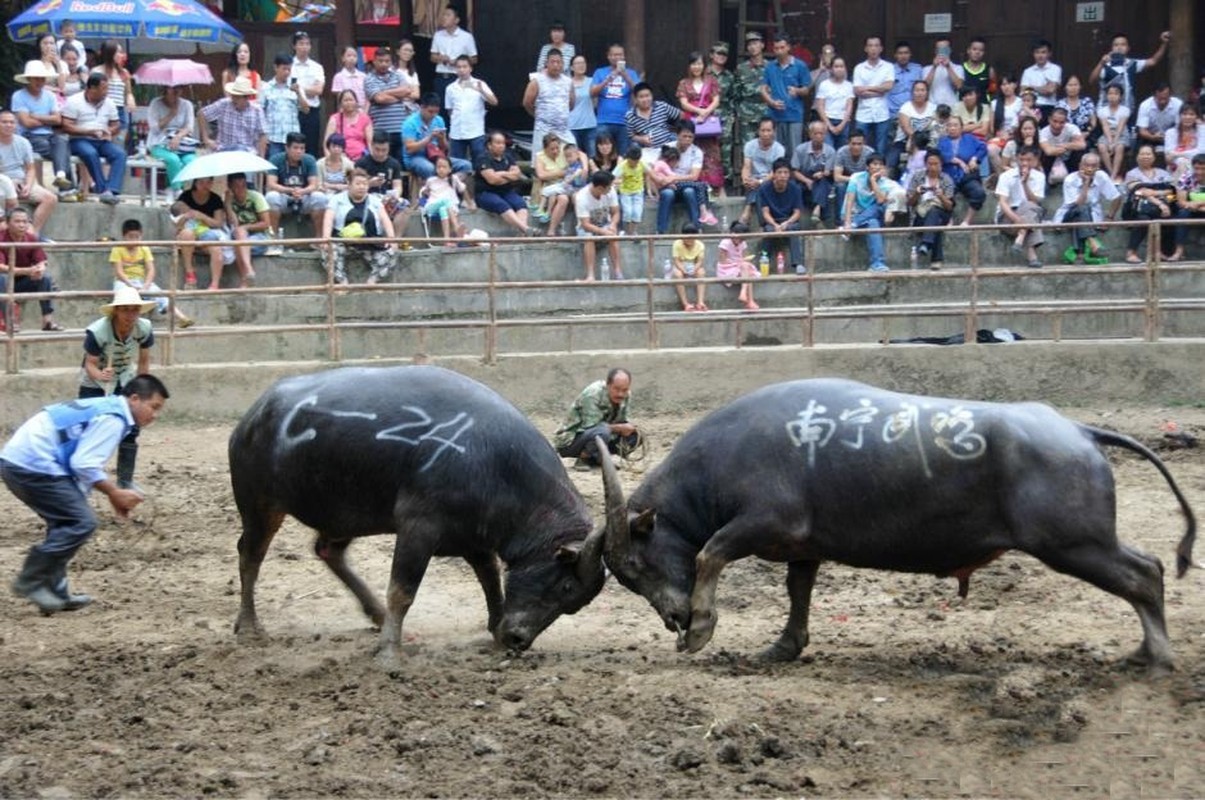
left=53, top=170, right=73, bottom=189
left=929, top=261, right=944, bottom=270
left=533, top=209, right=551, bottom=223
left=183, top=271, right=198, bottom=289
left=868, top=263, right=890, bottom=273
left=794, top=264, right=806, bottom=275
left=572, top=457, right=595, bottom=473
left=916, top=243, right=930, bottom=257
left=177, top=316, right=194, bottom=329
left=99, top=191, right=120, bottom=205
left=699, top=209, right=719, bottom=226
left=264, top=245, right=284, bottom=257
left=57, top=188, right=78, bottom=201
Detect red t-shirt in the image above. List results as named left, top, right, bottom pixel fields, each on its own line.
left=0, top=230, right=46, bottom=268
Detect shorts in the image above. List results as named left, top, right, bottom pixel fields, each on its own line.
left=619, top=192, right=644, bottom=224
left=425, top=198, right=459, bottom=221
left=266, top=191, right=329, bottom=214
left=477, top=188, right=526, bottom=216
left=195, top=227, right=236, bottom=265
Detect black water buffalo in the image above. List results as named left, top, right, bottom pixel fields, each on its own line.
left=229, top=366, right=605, bottom=664
left=600, top=378, right=1197, bottom=672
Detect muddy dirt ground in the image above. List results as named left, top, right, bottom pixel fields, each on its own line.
left=1, top=404, right=1204, bottom=799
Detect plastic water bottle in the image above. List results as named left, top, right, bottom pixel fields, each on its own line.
left=910, top=246, right=918, bottom=269
left=758, top=251, right=770, bottom=277
left=720, top=212, right=729, bottom=231
left=600, top=255, right=611, bottom=281
left=663, top=257, right=673, bottom=279
left=776, top=251, right=785, bottom=275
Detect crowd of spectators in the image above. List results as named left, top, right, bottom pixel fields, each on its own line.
left=2, top=12, right=1204, bottom=324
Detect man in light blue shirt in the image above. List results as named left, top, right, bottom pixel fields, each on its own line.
left=1, top=375, right=169, bottom=613
left=401, top=94, right=474, bottom=180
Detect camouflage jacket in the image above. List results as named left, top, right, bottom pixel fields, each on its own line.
left=732, top=58, right=768, bottom=125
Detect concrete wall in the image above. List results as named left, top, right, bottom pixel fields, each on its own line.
left=2, top=340, right=1202, bottom=431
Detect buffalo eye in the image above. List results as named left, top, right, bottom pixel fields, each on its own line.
left=560, top=578, right=577, bottom=596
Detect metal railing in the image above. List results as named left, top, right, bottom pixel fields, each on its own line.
left=3, top=217, right=1203, bottom=374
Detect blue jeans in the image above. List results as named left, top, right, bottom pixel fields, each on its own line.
left=1, top=461, right=97, bottom=558
left=573, top=127, right=598, bottom=159
left=914, top=206, right=952, bottom=261
left=27, top=132, right=72, bottom=181
left=406, top=154, right=473, bottom=180
left=595, top=122, right=629, bottom=157
left=825, top=122, right=849, bottom=150
left=805, top=178, right=833, bottom=222
left=70, top=137, right=126, bottom=194
left=656, top=184, right=701, bottom=234
left=450, top=135, right=486, bottom=163
left=857, top=120, right=890, bottom=159
left=851, top=203, right=886, bottom=268
left=762, top=220, right=802, bottom=265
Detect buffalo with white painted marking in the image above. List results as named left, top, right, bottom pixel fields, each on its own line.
left=601, top=378, right=1197, bottom=672
left=229, top=366, right=605, bottom=664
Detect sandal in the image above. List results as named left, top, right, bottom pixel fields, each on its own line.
left=184, top=271, right=198, bottom=289
left=682, top=303, right=697, bottom=312
left=1125, top=253, right=1142, bottom=264
left=42, top=321, right=65, bottom=332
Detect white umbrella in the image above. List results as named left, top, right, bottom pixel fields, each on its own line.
left=174, top=151, right=277, bottom=184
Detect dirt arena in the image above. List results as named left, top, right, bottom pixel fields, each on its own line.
left=1, top=403, right=1203, bottom=799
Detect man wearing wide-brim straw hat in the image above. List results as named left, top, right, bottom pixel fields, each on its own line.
left=77, top=285, right=158, bottom=492
left=12, top=60, right=76, bottom=198
left=200, top=76, right=268, bottom=156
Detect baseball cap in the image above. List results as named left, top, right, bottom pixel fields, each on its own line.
left=745, top=31, right=764, bottom=42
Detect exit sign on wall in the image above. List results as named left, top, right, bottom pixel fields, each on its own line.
left=1076, top=2, right=1105, bottom=23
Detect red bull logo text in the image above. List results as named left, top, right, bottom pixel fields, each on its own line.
left=63, top=0, right=136, bottom=13
left=145, top=0, right=199, bottom=17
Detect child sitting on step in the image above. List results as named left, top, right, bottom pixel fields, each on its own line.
left=421, top=155, right=468, bottom=245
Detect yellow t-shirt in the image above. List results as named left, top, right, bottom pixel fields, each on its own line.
left=672, top=239, right=705, bottom=270
left=614, top=159, right=646, bottom=196
left=109, top=245, right=154, bottom=283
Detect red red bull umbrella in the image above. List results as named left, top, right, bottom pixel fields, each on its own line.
left=8, top=0, right=242, bottom=54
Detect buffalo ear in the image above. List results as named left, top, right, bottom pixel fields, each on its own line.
left=555, top=543, right=582, bottom=563
left=630, top=508, right=655, bottom=538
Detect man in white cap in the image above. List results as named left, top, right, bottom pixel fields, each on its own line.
left=11, top=60, right=75, bottom=196
left=2, top=373, right=169, bottom=613
left=77, top=285, right=158, bottom=491
left=200, top=76, right=268, bottom=156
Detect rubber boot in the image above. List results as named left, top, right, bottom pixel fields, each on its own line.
left=116, top=439, right=139, bottom=492
left=49, top=560, right=93, bottom=611
left=11, top=549, right=67, bottom=614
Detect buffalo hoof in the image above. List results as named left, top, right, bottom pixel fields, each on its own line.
left=758, top=639, right=804, bottom=663
left=233, top=618, right=268, bottom=644
left=374, top=645, right=403, bottom=672
left=1123, top=645, right=1175, bottom=677
left=680, top=610, right=716, bottom=654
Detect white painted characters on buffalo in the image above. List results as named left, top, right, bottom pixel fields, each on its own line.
left=278, top=394, right=475, bottom=471
left=786, top=397, right=988, bottom=475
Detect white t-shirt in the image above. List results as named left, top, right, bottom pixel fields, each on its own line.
left=1097, top=104, right=1131, bottom=136
left=995, top=165, right=1046, bottom=210
left=814, top=78, right=854, bottom=121
left=445, top=78, right=492, bottom=140
left=925, top=62, right=965, bottom=107
left=673, top=143, right=704, bottom=176
left=432, top=27, right=478, bottom=76
left=573, top=185, right=618, bottom=228
left=1136, top=96, right=1183, bottom=134
left=895, top=100, right=937, bottom=142
left=1020, top=62, right=1063, bottom=107
left=853, top=59, right=894, bottom=123
left=1055, top=170, right=1120, bottom=223
left=62, top=91, right=119, bottom=136
left=0, top=135, right=35, bottom=182
left=291, top=57, right=326, bottom=110
left=1039, top=122, right=1083, bottom=159
left=992, top=96, right=1024, bottom=137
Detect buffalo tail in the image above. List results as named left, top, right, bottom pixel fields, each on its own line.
left=1083, top=425, right=1198, bottom=578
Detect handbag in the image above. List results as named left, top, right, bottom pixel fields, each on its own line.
left=690, top=80, right=722, bottom=137
left=694, top=115, right=722, bottom=137
left=176, top=136, right=200, bottom=154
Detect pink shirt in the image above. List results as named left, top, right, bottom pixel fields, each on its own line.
left=329, top=110, right=371, bottom=161
left=331, top=68, right=367, bottom=109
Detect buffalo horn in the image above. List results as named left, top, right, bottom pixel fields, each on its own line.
left=576, top=523, right=606, bottom=583
left=597, top=436, right=630, bottom=556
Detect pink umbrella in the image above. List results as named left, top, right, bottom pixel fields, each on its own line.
left=134, top=58, right=214, bottom=87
